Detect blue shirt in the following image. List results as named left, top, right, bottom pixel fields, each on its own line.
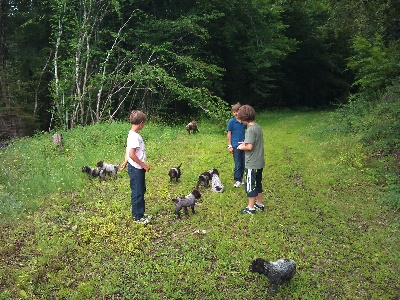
left=227, top=117, right=246, bottom=147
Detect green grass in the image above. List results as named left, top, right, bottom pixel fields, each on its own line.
left=0, top=111, right=399, bottom=299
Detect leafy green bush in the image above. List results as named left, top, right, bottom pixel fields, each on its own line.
left=336, top=32, right=400, bottom=209
left=335, top=83, right=399, bottom=208
left=348, top=34, right=400, bottom=96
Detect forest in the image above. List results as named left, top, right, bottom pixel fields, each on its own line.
left=0, top=0, right=399, bottom=149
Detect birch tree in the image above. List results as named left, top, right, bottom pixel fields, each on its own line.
left=48, top=0, right=231, bottom=129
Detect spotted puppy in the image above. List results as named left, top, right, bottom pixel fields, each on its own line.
left=185, top=120, right=198, bottom=134
left=82, top=166, right=106, bottom=180
left=168, top=163, right=182, bottom=183
left=249, top=258, right=296, bottom=296
left=96, top=161, right=118, bottom=179
left=172, top=189, right=201, bottom=219
left=196, top=168, right=217, bottom=189
left=211, top=171, right=224, bottom=193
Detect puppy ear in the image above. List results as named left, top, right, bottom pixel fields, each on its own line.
left=254, top=258, right=264, bottom=269
left=192, top=189, right=201, bottom=199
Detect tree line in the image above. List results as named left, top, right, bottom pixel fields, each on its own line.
left=0, top=0, right=399, bottom=144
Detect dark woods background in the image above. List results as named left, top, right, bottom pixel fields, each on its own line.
left=0, top=0, right=399, bottom=141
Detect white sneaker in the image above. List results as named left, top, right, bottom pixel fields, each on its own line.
left=233, top=181, right=242, bottom=188
left=134, top=217, right=149, bottom=225
left=254, top=203, right=265, bottom=211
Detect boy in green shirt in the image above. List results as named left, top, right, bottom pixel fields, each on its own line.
left=237, top=105, right=265, bottom=214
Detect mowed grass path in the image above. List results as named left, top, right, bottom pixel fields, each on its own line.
left=0, top=111, right=399, bottom=299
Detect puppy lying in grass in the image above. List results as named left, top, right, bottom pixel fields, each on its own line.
left=168, top=163, right=182, bottom=183
left=172, top=189, right=201, bottom=219
left=249, top=258, right=296, bottom=296
left=211, top=172, right=224, bottom=193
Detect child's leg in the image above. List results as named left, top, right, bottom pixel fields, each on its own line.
left=239, top=150, right=245, bottom=180
left=245, top=168, right=258, bottom=209
left=233, top=148, right=244, bottom=182
left=128, top=164, right=146, bottom=220
left=256, top=193, right=263, bottom=205
left=255, top=169, right=263, bottom=205
left=248, top=196, right=256, bottom=209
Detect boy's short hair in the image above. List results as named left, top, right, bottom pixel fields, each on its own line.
left=237, top=105, right=256, bottom=122
left=231, top=102, right=241, bottom=113
left=130, top=110, right=147, bottom=125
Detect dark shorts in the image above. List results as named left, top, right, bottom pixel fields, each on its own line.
left=245, top=168, right=263, bottom=197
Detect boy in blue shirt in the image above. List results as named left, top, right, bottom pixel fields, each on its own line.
left=227, top=102, right=246, bottom=187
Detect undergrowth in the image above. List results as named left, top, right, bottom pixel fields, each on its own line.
left=0, top=111, right=399, bottom=299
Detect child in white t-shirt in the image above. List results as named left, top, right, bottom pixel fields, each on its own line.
left=120, top=110, right=150, bottom=224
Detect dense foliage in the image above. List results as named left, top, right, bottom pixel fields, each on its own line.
left=0, top=1, right=398, bottom=130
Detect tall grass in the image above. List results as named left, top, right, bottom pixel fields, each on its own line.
left=0, top=111, right=399, bottom=299
left=0, top=121, right=185, bottom=217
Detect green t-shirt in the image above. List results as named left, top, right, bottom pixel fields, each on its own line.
left=244, top=123, right=265, bottom=169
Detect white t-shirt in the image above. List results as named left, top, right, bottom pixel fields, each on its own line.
left=126, top=130, right=146, bottom=169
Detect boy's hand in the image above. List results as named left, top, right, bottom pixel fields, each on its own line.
left=238, top=142, right=253, bottom=151
left=120, top=162, right=127, bottom=170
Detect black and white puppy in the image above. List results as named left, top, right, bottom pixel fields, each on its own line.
left=172, top=189, right=201, bottom=219
left=168, top=163, right=182, bottom=183
left=96, top=161, right=118, bottom=179
left=211, top=172, right=224, bottom=193
left=82, top=166, right=106, bottom=180
left=196, top=168, right=218, bottom=189
left=249, top=258, right=296, bottom=296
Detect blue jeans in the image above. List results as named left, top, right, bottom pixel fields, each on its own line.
left=233, top=147, right=245, bottom=181
left=128, top=164, right=146, bottom=220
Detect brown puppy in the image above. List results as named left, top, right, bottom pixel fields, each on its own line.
left=185, top=120, right=199, bottom=134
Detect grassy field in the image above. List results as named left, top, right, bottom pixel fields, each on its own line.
left=0, top=111, right=399, bottom=299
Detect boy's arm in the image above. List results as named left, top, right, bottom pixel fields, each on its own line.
left=129, top=148, right=150, bottom=171
left=227, top=130, right=234, bottom=153
left=227, top=130, right=232, bottom=145
left=120, top=151, right=129, bottom=170
left=237, top=142, right=253, bottom=151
